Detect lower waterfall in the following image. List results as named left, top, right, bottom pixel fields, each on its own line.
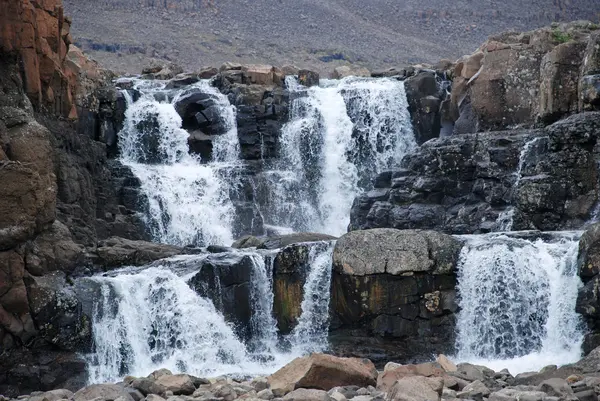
left=85, top=242, right=335, bottom=383
left=455, top=232, right=584, bottom=373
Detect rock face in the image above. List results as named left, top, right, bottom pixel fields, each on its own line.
left=350, top=112, right=600, bottom=234
left=330, top=229, right=462, bottom=362
left=578, top=223, right=600, bottom=353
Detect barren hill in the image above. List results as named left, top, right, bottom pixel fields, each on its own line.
left=64, top=0, right=600, bottom=74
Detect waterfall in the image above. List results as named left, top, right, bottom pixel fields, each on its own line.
left=256, top=76, right=415, bottom=236
left=118, top=80, right=239, bottom=247
left=289, top=241, right=335, bottom=353
left=496, top=136, right=547, bottom=231
left=455, top=232, right=584, bottom=373
left=85, top=242, right=335, bottom=383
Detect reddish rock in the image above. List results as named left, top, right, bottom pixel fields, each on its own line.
left=268, top=354, right=378, bottom=396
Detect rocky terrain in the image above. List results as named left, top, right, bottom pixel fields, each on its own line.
left=11, top=350, right=600, bottom=401
left=62, top=0, right=600, bottom=74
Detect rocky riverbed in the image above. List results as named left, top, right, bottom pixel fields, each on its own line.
left=10, top=351, right=600, bottom=401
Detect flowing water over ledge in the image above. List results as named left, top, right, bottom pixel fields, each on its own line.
left=83, top=242, right=335, bottom=383
left=455, top=231, right=585, bottom=373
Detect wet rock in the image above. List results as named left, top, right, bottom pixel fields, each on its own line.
left=93, top=237, right=184, bottom=268
left=404, top=70, right=448, bottom=145
left=268, top=354, right=378, bottom=396
left=298, top=70, right=320, bottom=87
left=257, top=233, right=336, bottom=250
left=332, top=66, right=371, bottom=79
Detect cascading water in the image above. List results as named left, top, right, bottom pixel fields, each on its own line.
left=289, top=241, right=335, bottom=354
left=85, top=242, right=336, bottom=383
left=455, top=232, right=584, bottom=373
left=496, top=136, right=548, bottom=231
left=256, top=76, right=415, bottom=236
left=119, top=80, right=240, bottom=247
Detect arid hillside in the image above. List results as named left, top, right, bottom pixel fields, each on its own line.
left=64, top=0, right=600, bottom=74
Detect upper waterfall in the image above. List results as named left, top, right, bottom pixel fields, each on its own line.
left=255, top=76, right=415, bottom=236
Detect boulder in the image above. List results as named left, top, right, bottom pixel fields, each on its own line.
left=581, top=75, right=600, bottom=110
left=29, top=389, right=74, bottom=401
left=72, top=384, right=135, bottom=401
left=404, top=70, right=448, bottom=144
left=94, top=237, right=184, bottom=268
left=537, top=378, right=575, bottom=399
left=488, top=388, right=549, bottom=401
left=386, top=376, right=443, bottom=401
left=283, top=389, right=332, bottom=401
left=377, top=362, right=445, bottom=392
left=332, top=66, right=371, bottom=79
left=333, top=229, right=462, bottom=276
left=298, top=70, right=320, bottom=87
left=132, top=377, right=166, bottom=396
left=155, top=374, right=196, bottom=396
left=267, top=354, right=378, bottom=396
left=242, top=65, right=275, bottom=86
left=457, top=380, right=491, bottom=401
left=436, top=355, right=457, bottom=372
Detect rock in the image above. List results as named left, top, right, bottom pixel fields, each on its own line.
left=333, top=229, right=462, bottom=275
left=258, top=233, right=337, bottom=250
left=149, top=369, right=173, bottom=380
left=283, top=389, right=332, bottom=401
left=132, top=378, right=166, bottom=396
left=242, top=65, right=275, bottom=86
left=126, top=388, right=145, bottom=401
left=258, top=389, right=275, bottom=400
left=155, top=374, right=196, bottom=395
left=386, top=376, right=443, bottom=401
left=212, top=384, right=237, bottom=401
left=29, top=389, right=73, bottom=401
left=457, top=381, right=490, bottom=401
left=94, top=237, right=184, bottom=268
left=437, top=355, right=458, bottom=372
left=146, top=395, right=166, bottom=401
left=165, top=74, right=201, bottom=89
left=537, top=378, right=575, bottom=399
left=298, top=70, right=320, bottom=87
left=251, top=377, right=270, bottom=392
left=404, top=70, right=448, bottom=144
left=332, top=66, right=371, bottom=79
left=454, top=363, right=494, bottom=382
left=488, top=388, right=549, bottom=401
left=581, top=75, right=600, bottom=110
left=72, top=385, right=135, bottom=401
left=377, top=362, right=445, bottom=392
left=267, top=354, right=378, bottom=396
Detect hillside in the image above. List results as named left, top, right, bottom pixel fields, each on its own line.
left=63, top=0, right=600, bottom=74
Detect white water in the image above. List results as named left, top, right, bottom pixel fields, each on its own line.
left=257, top=76, right=415, bottom=236
left=455, top=232, right=584, bottom=374
left=119, top=80, right=239, bottom=247
left=86, top=242, right=335, bottom=383
left=289, top=242, right=335, bottom=354
left=496, top=137, right=547, bottom=232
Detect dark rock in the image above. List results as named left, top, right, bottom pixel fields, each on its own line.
left=93, top=237, right=184, bottom=269
left=298, top=70, right=320, bottom=87
left=258, top=233, right=337, bottom=250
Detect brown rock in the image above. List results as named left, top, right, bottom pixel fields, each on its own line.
left=283, top=389, right=331, bottom=401
left=461, top=52, right=484, bottom=79
left=242, top=64, right=275, bottom=85
left=72, top=384, right=135, bottom=401
left=298, top=69, right=320, bottom=87
left=332, top=66, right=371, bottom=79
left=155, top=374, right=195, bottom=395
left=268, top=354, right=377, bottom=396
left=94, top=237, right=184, bottom=268
left=386, top=376, right=443, bottom=401
left=377, top=362, right=445, bottom=392
left=437, top=354, right=458, bottom=372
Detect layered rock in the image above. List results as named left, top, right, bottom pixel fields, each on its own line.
left=350, top=112, right=600, bottom=234
left=330, top=229, right=462, bottom=362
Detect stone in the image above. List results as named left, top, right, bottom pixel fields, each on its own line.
left=155, top=374, right=196, bottom=396
left=94, top=237, right=184, bottom=268
left=404, top=70, right=448, bottom=144
left=29, top=389, right=73, bottom=401
left=437, top=355, right=458, bottom=372
left=132, top=378, right=166, bottom=396
left=283, top=389, right=332, bottom=401
left=488, top=388, right=548, bottom=401
left=581, top=75, right=600, bottom=110
left=242, top=65, right=275, bottom=86
left=333, top=229, right=462, bottom=275
left=251, top=377, right=270, bottom=392
left=457, top=381, right=490, bottom=401
left=377, top=362, right=445, bottom=392
left=386, top=376, right=443, bottom=401
left=268, top=354, right=377, bottom=396
left=149, top=369, right=173, bottom=380
left=332, top=66, right=371, bottom=79
left=537, top=378, right=575, bottom=399
left=146, top=395, right=166, bottom=401
left=72, top=385, right=135, bottom=401
left=298, top=70, right=320, bottom=87
left=258, top=233, right=337, bottom=250
left=258, top=389, right=275, bottom=400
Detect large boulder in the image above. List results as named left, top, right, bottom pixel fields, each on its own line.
left=330, top=229, right=461, bottom=360
left=333, top=229, right=461, bottom=276
left=154, top=374, right=196, bottom=395
left=377, top=362, right=445, bottom=392
left=267, top=354, right=378, bottom=396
